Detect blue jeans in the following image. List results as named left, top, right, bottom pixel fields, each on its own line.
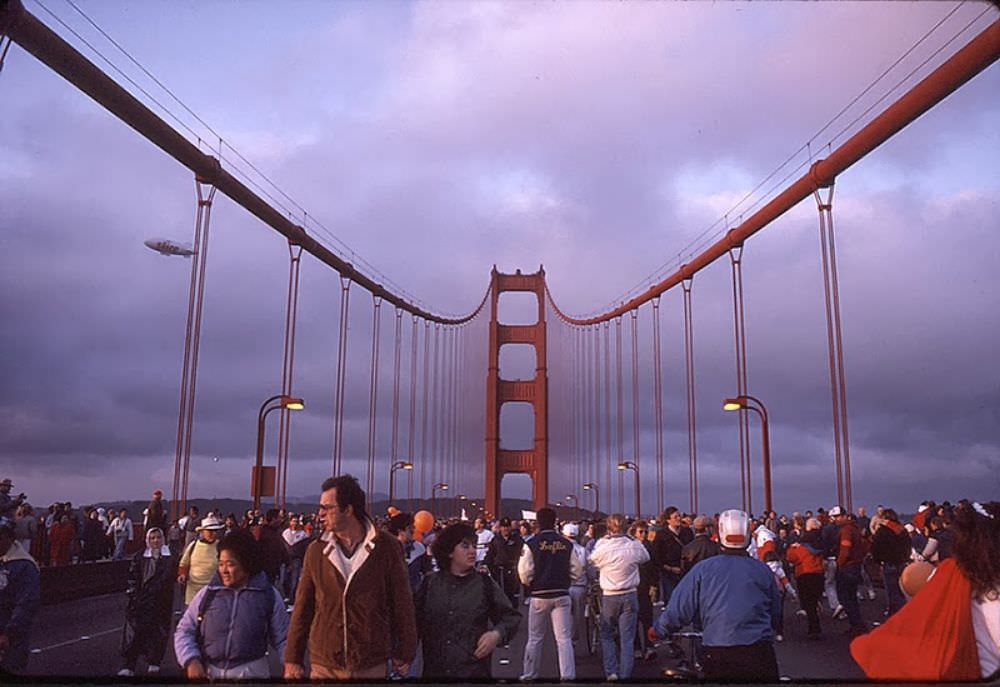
left=882, top=563, right=906, bottom=616
left=600, top=591, right=638, bottom=679
left=112, top=536, right=128, bottom=560
left=835, top=564, right=863, bottom=629
left=659, top=571, right=680, bottom=607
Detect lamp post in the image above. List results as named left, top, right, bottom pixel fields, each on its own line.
left=723, top=395, right=773, bottom=514
left=617, top=461, right=640, bottom=519
left=388, top=461, right=413, bottom=506
left=432, top=482, right=448, bottom=516
left=582, top=482, right=600, bottom=517
left=254, top=394, right=304, bottom=511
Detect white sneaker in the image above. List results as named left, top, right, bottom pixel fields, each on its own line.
left=775, top=634, right=784, bottom=642
left=147, top=665, right=160, bottom=674
left=833, top=604, right=846, bottom=619
left=116, top=669, right=135, bottom=677
left=795, top=609, right=807, bottom=617
left=868, top=589, right=877, bottom=600
left=607, top=674, right=619, bottom=682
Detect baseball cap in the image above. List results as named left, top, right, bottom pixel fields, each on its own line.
left=718, top=509, right=750, bottom=548
left=561, top=523, right=579, bottom=538
left=829, top=506, right=844, bottom=517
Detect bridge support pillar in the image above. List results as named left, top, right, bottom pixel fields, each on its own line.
left=485, top=267, right=548, bottom=517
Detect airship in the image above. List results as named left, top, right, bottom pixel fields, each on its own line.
left=144, top=238, right=196, bottom=257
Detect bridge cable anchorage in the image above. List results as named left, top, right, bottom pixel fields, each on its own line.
left=813, top=184, right=853, bottom=511
left=419, top=320, right=431, bottom=502
left=407, top=316, right=418, bottom=510
left=728, top=244, right=752, bottom=514
left=170, top=179, right=216, bottom=520
left=331, top=277, right=352, bottom=475
left=389, top=308, right=404, bottom=502
left=651, top=297, right=665, bottom=521
left=366, top=295, right=383, bottom=500
left=276, top=240, right=304, bottom=508
left=682, top=276, right=699, bottom=514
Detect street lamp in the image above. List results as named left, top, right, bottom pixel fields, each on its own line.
left=565, top=494, right=577, bottom=514
left=432, top=482, right=449, bottom=515
left=723, top=395, right=773, bottom=514
left=617, top=461, right=640, bottom=519
left=582, top=482, right=600, bottom=516
left=389, top=461, right=413, bottom=506
left=254, top=394, right=305, bottom=510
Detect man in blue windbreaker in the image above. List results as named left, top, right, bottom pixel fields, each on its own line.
left=651, top=509, right=782, bottom=681
left=0, top=516, right=41, bottom=675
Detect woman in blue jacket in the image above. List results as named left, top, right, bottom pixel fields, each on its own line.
left=174, top=530, right=288, bottom=679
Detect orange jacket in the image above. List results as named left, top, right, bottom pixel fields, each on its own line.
left=785, top=542, right=823, bottom=577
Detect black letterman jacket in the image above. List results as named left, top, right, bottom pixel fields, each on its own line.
left=517, top=530, right=584, bottom=598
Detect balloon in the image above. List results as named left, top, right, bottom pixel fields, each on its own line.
left=387, top=506, right=400, bottom=517
left=413, top=510, right=434, bottom=533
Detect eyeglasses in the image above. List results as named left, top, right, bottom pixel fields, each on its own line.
left=318, top=503, right=345, bottom=512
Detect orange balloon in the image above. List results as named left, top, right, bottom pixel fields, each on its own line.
left=387, top=506, right=400, bottom=517
left=414, top=510, right=434, bottom=533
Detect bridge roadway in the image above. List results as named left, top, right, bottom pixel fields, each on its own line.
left=18, top=586, right=874, bottom=682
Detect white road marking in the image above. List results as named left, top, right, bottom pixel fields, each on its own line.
left=30, top=626, right=122, bottom=653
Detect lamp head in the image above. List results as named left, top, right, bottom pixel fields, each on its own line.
left=723, top=397, right=745, bottom=411
left=281, top=395, right=305, bottom=410
left=403, top=462, right=413, bottom=470
left=617, top=463, right=627, bottom=471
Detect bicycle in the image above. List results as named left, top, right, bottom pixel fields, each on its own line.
left=583, top=582, right=603, bottom=655
left=660, top=630, right=703, bottom=680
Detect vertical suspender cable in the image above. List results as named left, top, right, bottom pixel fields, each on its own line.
left=172, top=179, right=215, bottom=518
left=615, top=318, right=624, bottom=514
left=592, top=326, right=601, bottom=496
left=630, top=310, right=641, bottom=513
left=407, top=316, right=418, bottom=510
left=420, top=320, right=431, bottom=501
left=603, top=322, right=612, bottom=511
left=276, top=241, right=304, bottom=507
left=331, top=277, right=352, bottom=475
left=390, top=308, right=403, bottom=489
left=729, top=246, right=751, bottom=513
left=651, top=297, right=665, bottom=519
left=571, top=327, right=580, bottom=505
left=431, top=323, right=442, bottom=492
left=179, top=181, right=216, bottom=510
left=366, top=296, right=383, bottom=499
left=682, top=277, right=699, bottom=514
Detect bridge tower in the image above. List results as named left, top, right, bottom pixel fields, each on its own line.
left=485, top=267, right=549, bottom=517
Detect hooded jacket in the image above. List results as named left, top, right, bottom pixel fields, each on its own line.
left=0, top=541, right=41, bottom=672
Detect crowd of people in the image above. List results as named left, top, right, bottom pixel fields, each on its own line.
left=1, top=471, right=997, bottom=681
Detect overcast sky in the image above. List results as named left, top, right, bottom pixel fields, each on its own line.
left=1, top=1, right=998, bottom=518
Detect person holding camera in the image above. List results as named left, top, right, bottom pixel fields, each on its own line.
left=0, top=479, right=26, bottom=520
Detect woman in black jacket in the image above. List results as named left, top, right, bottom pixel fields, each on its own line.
left=117, top=527, right=176, bottom=676
left=414, top=522, right=521, bottom=679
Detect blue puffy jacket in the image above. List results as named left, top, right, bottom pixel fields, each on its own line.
left=654, top=549, right=781, bottom=647
left=174, top=570, right=288, bottom=671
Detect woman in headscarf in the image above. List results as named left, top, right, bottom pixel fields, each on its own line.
left=117, top=527, right=176, bottom=676
left=414, top=522, right=521, bottom=679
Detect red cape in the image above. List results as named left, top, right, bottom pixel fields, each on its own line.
left=850, top=558, right=980, bottom=681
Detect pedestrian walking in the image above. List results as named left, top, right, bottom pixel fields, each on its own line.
left=177, top=516, right=223, bottom=605
left=484, top=517, right=524, bottom=606
left=174, top=530, right=288, bottom=679
left=869, top=508, right=911, bottom=617
left=589, top=513, right=650, bottom=680
left=117, top=528, right=176, bottom=677
left=284, top=474, right=417, bottom=680
left=786, top=518, right=825, bottom=638
left=107, top=509, right=134, bottom=561
left=517, top=507, right=583, bottom=681
left=145, top=490, right=167, bottom=533
left=651, top=509, right=782, bottom=681
left=0, top=516, right=40, bottom=674
left=832, top=507, right=868, bottom=635
left=415, top=522, right=521, bottom=679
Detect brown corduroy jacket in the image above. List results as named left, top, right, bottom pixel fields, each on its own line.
left=284, top=522, right=417, bottom=672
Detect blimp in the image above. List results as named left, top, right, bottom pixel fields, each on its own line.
left=144, top=238, right=196, bottom=257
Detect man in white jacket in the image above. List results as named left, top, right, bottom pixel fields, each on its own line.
left=589, top=513, right=650, bottom=680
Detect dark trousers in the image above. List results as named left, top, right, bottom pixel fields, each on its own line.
left=882, top=562, right=906, bottom=616
left=835, top=564, right=864, bottom=629
left=702, top=641, right=779, bottom=682
left=796, top=572, right=823, bottom=635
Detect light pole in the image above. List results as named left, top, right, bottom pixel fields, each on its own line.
left=432, top=482, right=449, bottom=516
left=582, top=482, right=600, bottom=517
left=254, top=394, right=304, bottom=511
left=617, top=461, right=640, bottom=519
left=723, top=395, right=773, bottom=514
left=389, top=461, right=413, bottom=506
